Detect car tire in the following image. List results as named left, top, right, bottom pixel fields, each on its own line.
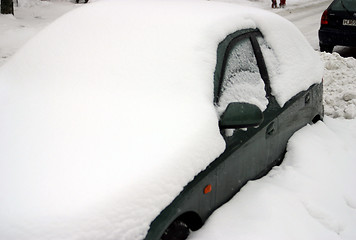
left=320, top=44, right=334, bottom=53
left=161, top=220, right=190, bottom=240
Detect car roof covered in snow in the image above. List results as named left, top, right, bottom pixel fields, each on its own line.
left=0, top=0, right=322, bottom=239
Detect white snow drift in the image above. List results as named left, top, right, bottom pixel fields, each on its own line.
left=321, top=52, right=356, bottom=119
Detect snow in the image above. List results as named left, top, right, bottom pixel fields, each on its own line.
left=0, top=0, right=80, bottom=66
left=218, top=71, right=268, bottom=114
left=0, top=0, right=355, bottom=239
left=217, top=38, right=268, bottom=114
left=2, top=0, right=323, bottom=107
left=1, top=1, right=232, bottom=238
left=321, top=52, right=356, bottom=119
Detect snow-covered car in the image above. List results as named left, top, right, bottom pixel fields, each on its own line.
left=0, top=1, right=323, bottom=240
left=318, top=0, right=356, bottom=52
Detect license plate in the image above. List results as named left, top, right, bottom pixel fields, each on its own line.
left=343, top=19, right=356, bottom=26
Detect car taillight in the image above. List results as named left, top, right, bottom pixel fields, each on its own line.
left=321, top=10, right=328, bottom=25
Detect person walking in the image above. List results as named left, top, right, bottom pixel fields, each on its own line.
left=271, top=0, right=277, bottom=8
left=280, top=0, right=286, bottom=8
left=271, top=0, right=286, bottom=8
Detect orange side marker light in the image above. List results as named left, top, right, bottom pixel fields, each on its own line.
left=204, top=184, right=212, bottom=194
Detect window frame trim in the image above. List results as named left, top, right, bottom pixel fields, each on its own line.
left=214, top=29, right=271, bottom=104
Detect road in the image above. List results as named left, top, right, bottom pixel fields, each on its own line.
left=278, top=0, right=356, bottom=58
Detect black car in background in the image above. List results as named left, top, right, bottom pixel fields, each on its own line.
left=319, top=0, right=356, bottom=52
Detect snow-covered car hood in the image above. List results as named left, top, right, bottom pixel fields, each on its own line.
left=0, top=0, right=322, bottom=239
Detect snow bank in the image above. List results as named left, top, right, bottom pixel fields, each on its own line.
left=0, top=0, right=322, bottom=239
left=190, top=117, right=356, bottom=240
left=321, top=52, right=356, bottom=119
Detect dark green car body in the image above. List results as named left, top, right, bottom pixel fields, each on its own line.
left=145, top=29, right=323, bottom=240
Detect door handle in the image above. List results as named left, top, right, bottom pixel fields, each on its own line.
left=266, top=122, right=276, bottom=136
left=305, top=93, right=311, bottom=104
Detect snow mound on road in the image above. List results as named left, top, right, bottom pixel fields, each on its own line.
left=321, top=52, right=356, bottom=119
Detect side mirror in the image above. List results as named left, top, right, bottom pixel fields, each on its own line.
left=219, top=102, right=263, bottom=129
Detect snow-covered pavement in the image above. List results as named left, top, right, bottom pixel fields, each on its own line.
left=0, top=0, right=356, bottom=239
left=0, top=0, right=80, bottom=67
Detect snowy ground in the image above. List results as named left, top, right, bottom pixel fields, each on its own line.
left=0, top=0, right=83, bottom=66
left=0, top=0, right=355, bottom=239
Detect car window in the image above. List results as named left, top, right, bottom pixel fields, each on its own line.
left=217, top=37, right=268, bottom=115
left=330, top=0, right=356, bottom=11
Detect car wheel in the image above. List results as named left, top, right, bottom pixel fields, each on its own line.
left=320, top=44, right=334, bottom=53
left=161, top=220, right=190, bottom=240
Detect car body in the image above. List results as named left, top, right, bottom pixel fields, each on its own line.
left=147, top=29, right=324, bottom=240
left=0, top=1, right=323, bottom=240
left=319, top=0, right=356, bottom=52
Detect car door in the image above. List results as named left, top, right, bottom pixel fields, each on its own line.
left=253, top=35, right=285, bottom=167
left=256, top=35, right=322, bottom=167
left=214, top=32, right=276, bottom=206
